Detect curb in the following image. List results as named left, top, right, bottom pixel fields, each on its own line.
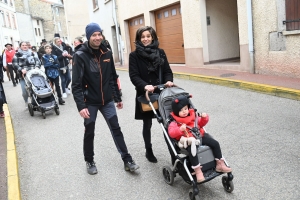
left=116, top=68, right=300, bottom=101
left=4, top=104, right=21, bottom=200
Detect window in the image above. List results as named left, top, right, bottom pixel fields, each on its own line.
left=57, top=22, right=61, bottom=31
left=10, top=0, right=13, bottom=6
left=6, top=12, right=11, bottom=28
left=171, top=9, right=177, bottom=16
left=37, top=20, right=39, bottom=25
left=35, top=28, right=37, bottom=36
left=4, top=0, right=7, bottom=4
left=38, top=28, right=41, bottom=36
left=285, top=0, right=300, bottom=30
left=157, top=13, right=162, bottom=19
left=12, top=14, right=16, bottom=29
left=92, top=0, right=98, bottom=9
left=55, top=7, right=59, bottom=16
left=139, top=18, right=143, bottom=24
left=1, top=11, right=5, bottom=27
left=164, top=11, right=169, bottom=18
left=134, top=20, right=138, bottom=25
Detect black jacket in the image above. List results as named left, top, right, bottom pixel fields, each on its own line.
left=129, top=49, right=173, bottom=119
left=72, top=41, right=121, bottom=112
left=51, top=44, right=69, bottom=68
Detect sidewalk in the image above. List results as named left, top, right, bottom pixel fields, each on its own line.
left=115, top=63, right=300, bottom=101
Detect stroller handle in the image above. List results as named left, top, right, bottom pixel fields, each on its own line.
left=145, top=84, right=178, bottom=101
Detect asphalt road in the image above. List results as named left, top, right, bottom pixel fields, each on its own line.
left=3, top=70, right=300, bottom=200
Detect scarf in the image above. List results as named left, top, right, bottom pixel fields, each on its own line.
left=52, top=43, right=64, bottom=52
left=135, top=40, right=164, bottom=71
left=18, top=49, right=33, bottom=57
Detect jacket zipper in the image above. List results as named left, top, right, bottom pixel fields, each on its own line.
left=93, top=50, right=104, bottom=105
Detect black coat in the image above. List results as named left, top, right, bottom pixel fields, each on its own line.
left=51, top=44, right=70, bottom=68
left=0, top=64, right=7, bottom=104
left=129, top=49, right=173, bottom=120
left=72, top=41, right=121, bottom=112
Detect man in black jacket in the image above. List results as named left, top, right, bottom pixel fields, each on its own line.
left=72, top=23, right=139, bottom=175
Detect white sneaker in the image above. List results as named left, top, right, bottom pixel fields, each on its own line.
left=65, top=88, right=71, bottom=94
left=25, top=102, right=28, bottom=109
left=62, top=93, right=67, bottom=99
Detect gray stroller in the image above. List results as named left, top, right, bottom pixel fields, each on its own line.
left=24, top=69, right=60, bottom=119
left=145, top=85, right=234, bottom=200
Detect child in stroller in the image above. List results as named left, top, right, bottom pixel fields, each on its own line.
left=168, top=95, right=232, bottom=183
left=154, top=86, right=234, bottom=199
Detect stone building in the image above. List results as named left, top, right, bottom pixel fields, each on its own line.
left=114, top=0, right=299, bottom=78
left=14, top=0, right=68, bottom=46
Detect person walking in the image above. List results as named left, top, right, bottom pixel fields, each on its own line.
left=42, top=44, right=65, bottom=105
left=0, top=61, right=7, bottom=117
left=72, top=22, right=139, bottom=175
left=12, top=41, right=41, bottom=108
left=129, top=26, right=174, bottom=163
left=38, top=39, right=47, bottom=63
left=3, top=43, right=19, bottom=86
left=73, top=37, right=83, bottom=53
left=51, top=37, right=72, bottom=99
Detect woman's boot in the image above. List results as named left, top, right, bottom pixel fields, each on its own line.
left=215, top=158, right=232, bottom=173
left=192, top=164, right=205, bottom=183
left=145, top=148, right=157, bottom=163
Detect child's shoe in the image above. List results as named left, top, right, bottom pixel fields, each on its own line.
left=0, top=111, right=5, bottom=118
left=215, top=158, right=232, bottom=173
left=192, top=164, right=205, bottom=183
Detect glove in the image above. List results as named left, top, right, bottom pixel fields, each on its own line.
left=62, top=68, right=66, bottom=74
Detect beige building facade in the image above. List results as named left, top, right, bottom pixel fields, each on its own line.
left=116, top=0, right=300, bottom=78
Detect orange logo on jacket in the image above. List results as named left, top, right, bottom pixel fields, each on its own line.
left=103, top=59, right=110, bottom=62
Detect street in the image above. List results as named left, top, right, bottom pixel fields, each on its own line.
left=3, top=70, right=300, bottom=200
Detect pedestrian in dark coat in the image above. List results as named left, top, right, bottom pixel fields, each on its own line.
left=72, top=22, right=139, bottom=175
left=129, top=26, right=174, bottom=163
left=0, top=59, right=7, bottom=117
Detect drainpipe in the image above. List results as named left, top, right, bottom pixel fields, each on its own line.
left=247, top=0, right=255, bottom=73
left=112, top=0, right=123, bottom=65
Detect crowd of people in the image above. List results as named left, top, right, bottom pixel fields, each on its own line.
left=1, top=24, right=232, bottom=184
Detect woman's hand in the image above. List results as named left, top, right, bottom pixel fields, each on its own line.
left=21, top=69, right=27, bottom=75
left=144, top=85, right=154, bottom=92
left=165, top=81, right=174, bottom=87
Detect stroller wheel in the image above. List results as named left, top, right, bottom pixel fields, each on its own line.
left=188, top=189, right=200, bottom=200
left=42, top=112, right=46, bottom=119
left=222, top=176, right=234, bottom=193
left=28, top=104, right=34, bottom=116
left=162, top=166, right=174, bottom=185
left=54, top=107, right=60, bottom=115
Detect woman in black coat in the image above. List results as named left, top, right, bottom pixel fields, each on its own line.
left=129, top=26, right=174, bottom=163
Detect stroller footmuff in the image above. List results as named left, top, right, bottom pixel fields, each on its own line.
left=25, top=68, right=60, bottom=118
left=148, top=85, right=234, bottom=200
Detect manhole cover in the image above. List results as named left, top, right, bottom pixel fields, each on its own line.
left=220, top=73, right=236, bottom=77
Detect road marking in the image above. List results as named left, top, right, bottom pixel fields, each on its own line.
left=4, top=104, right=21, bottom=200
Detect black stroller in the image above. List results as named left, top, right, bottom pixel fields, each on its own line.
left=24, top=68, right=60, bottom=119
left=145, top=85, right=234, bottom=200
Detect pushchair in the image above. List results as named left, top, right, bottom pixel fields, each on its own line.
left=145, top=85, right=234, bottom=200
left=24, top=68, right=60, bottom=119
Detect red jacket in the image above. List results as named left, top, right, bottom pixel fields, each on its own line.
left=5, top=50, right=15, bottom=63
left=168, top=109, right=209, bottom=140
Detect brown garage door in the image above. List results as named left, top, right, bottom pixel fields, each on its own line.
left=155, top=4, right=185, bottom=63
left=128, top=15, right=145, bottom=52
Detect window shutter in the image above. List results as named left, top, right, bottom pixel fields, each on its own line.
left=285, top=0, right=300, bottom=31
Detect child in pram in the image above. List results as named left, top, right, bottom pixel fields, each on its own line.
left=168, top=95, right=232, bottom=183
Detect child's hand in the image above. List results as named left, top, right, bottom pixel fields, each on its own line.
left=201, top=113, right=207, bottom=117
left=180, top=124, right=186, bottom=132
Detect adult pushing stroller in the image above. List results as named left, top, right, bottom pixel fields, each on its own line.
left=144, top=85, right=234, bottom=200
left=24, top=68, right=60, bottom=119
